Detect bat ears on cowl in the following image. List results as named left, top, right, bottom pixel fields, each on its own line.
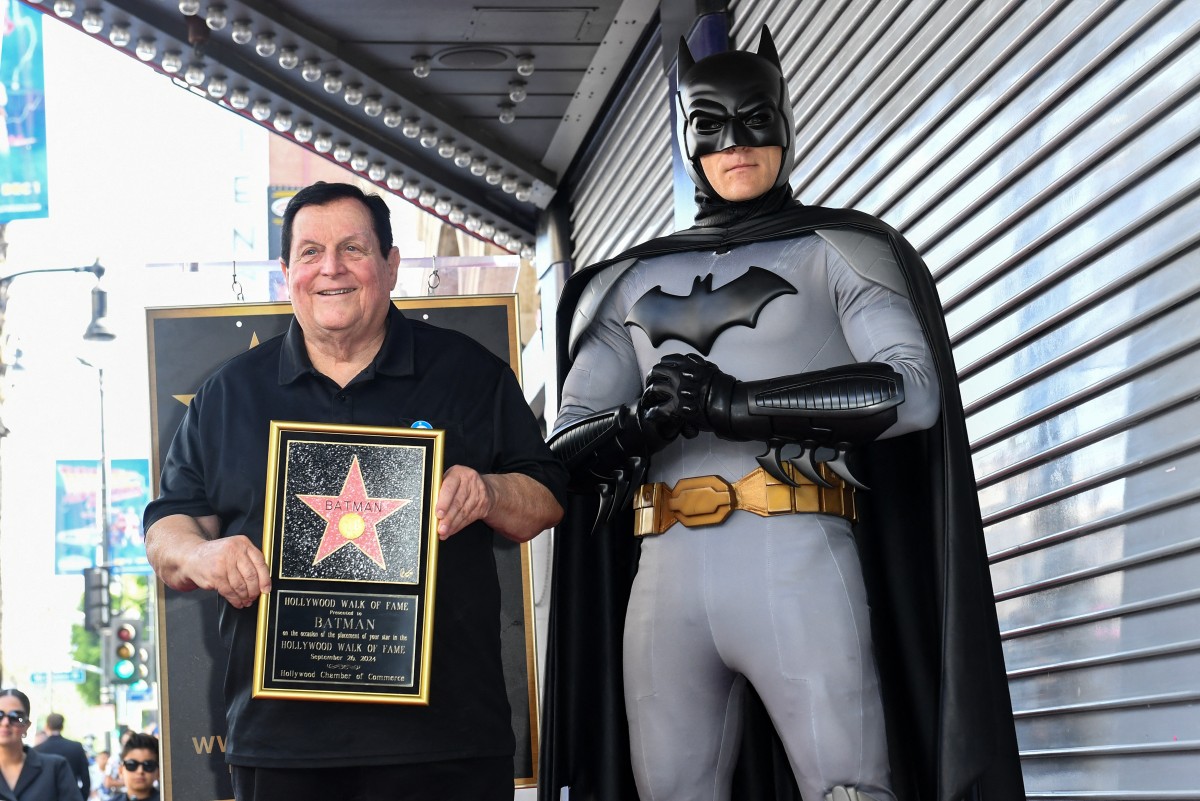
left=676, top=24, right=782, bottom=80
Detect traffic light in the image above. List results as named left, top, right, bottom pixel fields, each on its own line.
left=108, top=616, right=151, bottom=685
left=112, top=620, right=138, bottom=683
left=83, top=567, right=111, bottom=633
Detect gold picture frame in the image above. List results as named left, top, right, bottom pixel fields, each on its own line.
left=252, top=421, right=443, bottom=704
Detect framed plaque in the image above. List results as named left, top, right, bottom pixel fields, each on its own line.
left=252, top=421, right=443, bottom=704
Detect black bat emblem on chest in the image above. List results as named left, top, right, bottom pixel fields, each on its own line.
left=624, top=266, right=797, bottom=355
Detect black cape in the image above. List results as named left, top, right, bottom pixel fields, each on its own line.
left=538, top=204, right=1025, bottom=801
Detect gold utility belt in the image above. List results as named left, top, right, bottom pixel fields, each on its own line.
left=633, top=463, right=856, bottom=537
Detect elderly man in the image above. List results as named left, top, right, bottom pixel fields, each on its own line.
left=541, top=28, right=1023, bottom=801
left=146, top=181, right=565, bottom=801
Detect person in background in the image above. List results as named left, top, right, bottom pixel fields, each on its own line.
left=88, top=752, right=108, bottom=801
left=108, top=735, right=157, bottom=801
left=0, top=689, right=83, bottom=801
left=101, top=733, right=130, bottom=800
left=33, top=715, right=89, bottom=801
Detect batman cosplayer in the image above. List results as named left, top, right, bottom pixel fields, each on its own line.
left=538, top=27, right=1025, bottom=801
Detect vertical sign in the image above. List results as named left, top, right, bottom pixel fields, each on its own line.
left=0, top=1, right=48, bottom=221
left=267, top=185, right=299, bottom=260
left=54, top=458, right=154, bottom=575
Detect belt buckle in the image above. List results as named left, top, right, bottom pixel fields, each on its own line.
left=668, top=475, right=733, bottom=528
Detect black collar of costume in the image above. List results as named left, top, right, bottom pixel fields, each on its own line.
left=692, top=184, right=796, bottom=227
left=593, top=203, right=901, bottom=267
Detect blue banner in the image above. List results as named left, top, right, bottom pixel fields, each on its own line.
left=54, top=458, right=153, bottom=575
left=0, top=1, right=48, bottom=221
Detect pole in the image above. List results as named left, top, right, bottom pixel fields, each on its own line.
left=0, top=262, right=112, bottom=698
left=97, top=366, right=111, bottom=573
left=96, top=365, right=120, bottom=732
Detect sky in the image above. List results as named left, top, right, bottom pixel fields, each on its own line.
left=0, top=12, right=288, bottom=734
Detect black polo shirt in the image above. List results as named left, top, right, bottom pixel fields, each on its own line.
left=145, top=305, right=566, bottom=768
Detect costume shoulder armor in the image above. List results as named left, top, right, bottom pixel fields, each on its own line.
left=567, top=257, right=637, bottom=360
left=816, top=227, right=910, bottom=299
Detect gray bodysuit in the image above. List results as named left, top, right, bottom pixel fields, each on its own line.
left=556, top=230, right=940, bottom=801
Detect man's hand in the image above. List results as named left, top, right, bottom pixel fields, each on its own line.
left=183, top=536, right=272, bottom=608
left=436, top=465, right=496, bottom=540
left=146, top=514, right=271, bottom=609
left=436, top=466, right=563, bottom=543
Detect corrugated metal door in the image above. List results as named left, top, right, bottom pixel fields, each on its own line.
left=731, top=0, right=1200, bottom=795
left=569, top=32, right=674, bottom=268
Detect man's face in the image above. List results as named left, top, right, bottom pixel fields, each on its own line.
left=699, top=145, right=783, bottom=202
left=120, top=747, right=158, bottom=797
left=675, top=47, right=793, bottom=200
left=282, top=197, right=399, bottom=347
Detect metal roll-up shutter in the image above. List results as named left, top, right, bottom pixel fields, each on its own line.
left=732, top=0, right=1200, bottom=794
left=569, top=32, right=674, bottom=269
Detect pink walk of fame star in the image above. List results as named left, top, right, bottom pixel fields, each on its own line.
left=297, top=455, right=411, bottom=570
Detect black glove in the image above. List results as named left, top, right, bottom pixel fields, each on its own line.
left=635, top=355, right=905, bottom=490
left=643, top=354, right=904, bottom=448
left=641, top=353, right=729, bottom=438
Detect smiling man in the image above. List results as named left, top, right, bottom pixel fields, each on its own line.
left=145, top=182, right=566, bottom=801
left=541, top=26, right=1023, bottom=801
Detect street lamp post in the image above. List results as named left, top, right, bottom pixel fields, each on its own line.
left=97, top=365, right=110, bottom=571
left=0, top=259, right=111, bottom=316
left=0, top=259, right=114, bottom=353
left=78, top=356, right=117, bottom=708
left=78, top=358, right=113, bottom=621
left=0, top=260, right=114, bottom=685
left=0, top=259, right=108, bottom=286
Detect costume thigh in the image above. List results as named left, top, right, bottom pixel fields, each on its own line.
left=624, top=527, right=749, bottom=801
left=623, top=514, right=895, bottom=801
